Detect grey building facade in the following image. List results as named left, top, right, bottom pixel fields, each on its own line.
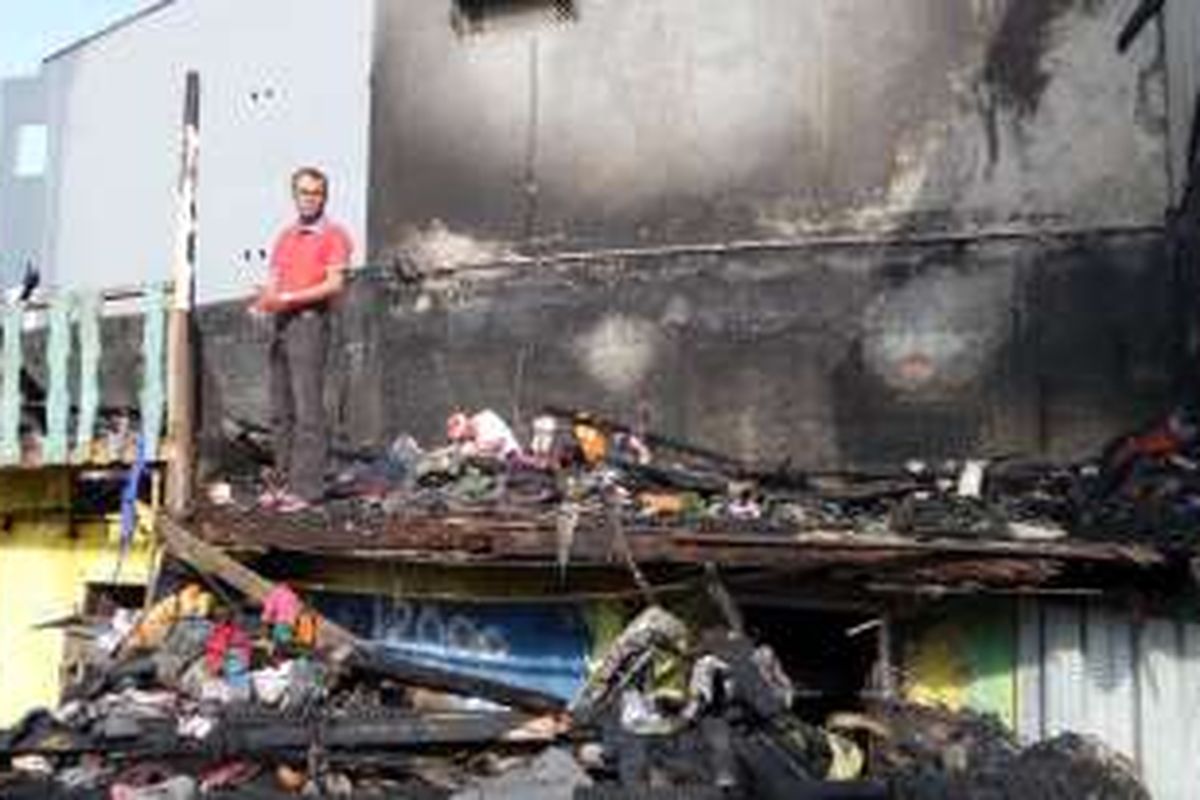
left=0, top=77, right=49, bottom=290
left=356, top=0, right=1185, bottom=468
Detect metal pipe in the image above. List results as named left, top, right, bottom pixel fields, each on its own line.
left=366, top=222, right=1167, bottom=284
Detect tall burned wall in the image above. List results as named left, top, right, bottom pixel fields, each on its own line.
left=370, top=0, right=1166, bottom=251
left=195, top=228, right=1174, bottom=471
left=194, top=0, right=1180, bottom=469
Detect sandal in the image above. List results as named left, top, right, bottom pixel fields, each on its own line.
left=275, top=493, right=313, bottom=514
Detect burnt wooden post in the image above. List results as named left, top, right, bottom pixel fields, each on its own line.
left=166, top=71, right=199, bottom=515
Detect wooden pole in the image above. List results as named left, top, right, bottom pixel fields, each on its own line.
left=166, top=71, right=199, bottom=516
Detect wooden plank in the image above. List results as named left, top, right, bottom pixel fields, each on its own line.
left=43, top=294, right=73, bottom=463
left=74, top=292, right=101, bottom=462
left=0, top=305, right=23, bottom=465
left=139, top=285, right=167, bottom=461
left=195, top=506, right=1165, bottom=567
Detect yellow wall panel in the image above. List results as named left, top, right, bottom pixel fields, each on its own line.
left=0, top=520, right=154, bottom=726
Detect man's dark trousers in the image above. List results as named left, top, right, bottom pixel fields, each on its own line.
left=269, top=306, right=329, bottom=501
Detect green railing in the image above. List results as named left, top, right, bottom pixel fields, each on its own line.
left=0, top=283, right=169, bottom=468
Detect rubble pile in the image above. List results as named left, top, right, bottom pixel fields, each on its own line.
left=215, top=404, right=1200, bottom=547
left=0, top=575, right=1151, bottom=799
left=864, top=703, right=1149, bottom=800
left=0, top=577, right=572, bottom=799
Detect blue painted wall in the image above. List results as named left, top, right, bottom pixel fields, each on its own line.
left=316, top=592, right=591, bottom=701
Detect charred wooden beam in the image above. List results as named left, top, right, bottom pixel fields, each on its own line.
left=197, top=506, right=1163, bottom=566
left=0, top=710, right=554, bottom=760
left=347, top=648, right=567, bottom=715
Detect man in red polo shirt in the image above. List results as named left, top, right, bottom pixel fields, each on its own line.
left=251, top=167, right=352, bottom=511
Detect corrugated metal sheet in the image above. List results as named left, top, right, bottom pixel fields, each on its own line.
left=1182, top=624, right=1200, bottom=792
left=1042, top=603, right=1086, bottom=738
left=1139, top=619, right=1182, bottom=798
left=1081, top=602, right=1135, bottom=761
left=1016, top=599, right=1200, bottom=800
left=1015, top=598, right=1043, bottom=744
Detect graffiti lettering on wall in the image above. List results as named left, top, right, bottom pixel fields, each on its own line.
left=316, top=593, right=591, bottom=700
left=372, top=597, right=513, bottom=658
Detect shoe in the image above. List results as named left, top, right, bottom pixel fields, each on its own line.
left=275, top=493, right=313, bottom=514
left=257, top=489, right=282, bottom=509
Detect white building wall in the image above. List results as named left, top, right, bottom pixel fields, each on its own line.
left=41, top=0, right=373, bottom=302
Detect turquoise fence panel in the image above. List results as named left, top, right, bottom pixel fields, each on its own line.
left=138, top=285, right=167, bottom=461
left=0, top=307, right=22, bottom=465
left=74, top=293, right=101, bottom=462
left=43, top=294, right=73, bottom=463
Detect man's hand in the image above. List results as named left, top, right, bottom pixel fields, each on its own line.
left=250, top=285, right=284, bottom=315
left=251, top=266, right=345, bottom=315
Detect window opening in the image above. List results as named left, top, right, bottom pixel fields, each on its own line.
left=452, top=0, right=577, bottom=33
left=13, top=124, right=47, bottom=178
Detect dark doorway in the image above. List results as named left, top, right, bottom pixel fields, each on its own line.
left=740, top=604, right=882, bottom=723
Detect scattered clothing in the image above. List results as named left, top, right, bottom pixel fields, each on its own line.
left=447, top=409, right=522, bottom=459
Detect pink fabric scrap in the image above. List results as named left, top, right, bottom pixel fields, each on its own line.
left=261, top=583, right=303, bottom=627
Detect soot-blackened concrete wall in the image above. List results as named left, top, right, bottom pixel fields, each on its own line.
left=193, top=229, right=1177, bottom=471
left=370, top=0, right=1166, bottom=258
left=333, top=0, right=1175, bottom=467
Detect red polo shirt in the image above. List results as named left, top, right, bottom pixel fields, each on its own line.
left=270, top=218, right=353, bottom=294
